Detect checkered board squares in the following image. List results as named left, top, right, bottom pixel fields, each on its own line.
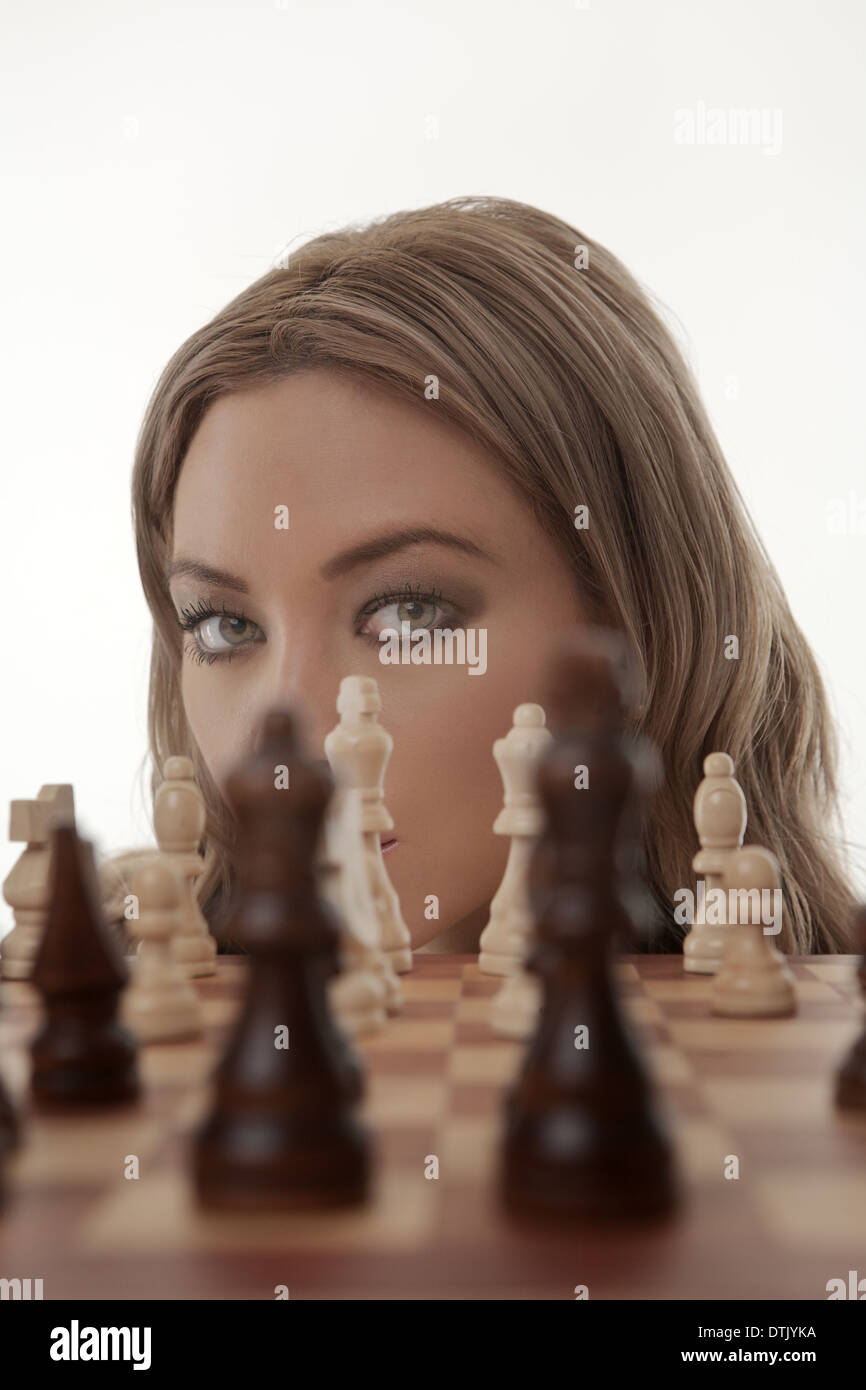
left=0, top=953, right=863, bottom=1301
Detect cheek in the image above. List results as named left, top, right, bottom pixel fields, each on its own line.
left=377, top=673, right=524, bottom=922
left=180, top=666, right=249, bottom=794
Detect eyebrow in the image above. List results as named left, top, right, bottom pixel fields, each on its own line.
left=166, top=526, right=500, bottom=593
left=319, top=526, right=500, bottom=580
left=166, top=559, right=250, bottom=593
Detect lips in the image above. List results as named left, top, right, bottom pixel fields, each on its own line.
left=380, top=838, right=398, bottom=856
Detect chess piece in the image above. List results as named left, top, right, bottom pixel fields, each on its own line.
left=1, top=785, right=75, bottom=980
left=99, top=848, right=157, bottom=946
left=0, top=985, right=19, bottom=1165
left=0, top=1089, right=16, bottom=1211
left=490, top=707, right=661, bottom=1041
left=710, top=846, right=796, bottom=1017
left=30, top=824, right=139, bottom=1107
left=122, top=858, right=203, bottom=1042
left=479, top=704, right=553, bottom=976
left=683, top=753, right=747, bottom=974
left=338, top=789, right=403, bottom=1014
left=490, top=968, right=542, bottom=1039
left=154, top=757, right=217, bottom=978
left=0, top=925, right=22, bottom=1185
left=325, top=676, right=412, bottom=973
left=193, top=708, right=370, bottom=1210
left=835, top=904, right=866, bottom=1110
left=500, top=628, right=677, bottom=1220
left=857, top=904, right=866, bottom=993
left=318, top=789, right=389, bottom=1036
left=0, top=1069, right=17, bottom=1158
left=0, top=1075, right=16, bottom=1209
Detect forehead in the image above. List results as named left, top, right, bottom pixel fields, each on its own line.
left=171, top=369, right=525, bottom=561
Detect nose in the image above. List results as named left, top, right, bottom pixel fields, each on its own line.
left=243, top=625, right=338, bottom=754
left=254, top=677, right=338, bottom=764
left=254, top=701, right=335, bottom=764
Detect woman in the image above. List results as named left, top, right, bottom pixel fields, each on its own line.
left=129, top=194, right=855, bottom=954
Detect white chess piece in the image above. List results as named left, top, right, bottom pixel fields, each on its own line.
left=123, top=857, right=203, bottom=1041
left=711, top=845, right=796, bottom=1017
left=489, top=967, right=542, bottom=1039
left=479, top=704, right=552, bottom=976
left=325, top=676, right=413, bottom=973
left=154, top=756, right=217, bottom=978
left=1, top=785, right=75, bottom=980
left=318, top=788, right=393, bottom=1036
left=337, top=788, right=402, bottom=1014
left=683, top=753, right=747, bottom=975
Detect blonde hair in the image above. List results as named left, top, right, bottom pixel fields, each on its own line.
left=131, top=194, right=855, bottom=952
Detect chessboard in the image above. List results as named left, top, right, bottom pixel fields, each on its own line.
left=1, top=952, right=864, bottom=1301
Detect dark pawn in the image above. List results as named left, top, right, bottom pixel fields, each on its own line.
left=193, top=708, right=370, bottom=1211
left=857, top=905, right=866, bottom=994
left=1, top=968, right=21, bottom=1208
left=0, top=1073, right=16, bottom=1154
left=501, top=628, right=678, bottom=1221
left=30, top=826, right=139, bottom=1107
left=1, top=974, right=20, bottom=1157
left=1, top=1049, right=19, bottom=1211
left=835, top=904, right=866, bottom=1111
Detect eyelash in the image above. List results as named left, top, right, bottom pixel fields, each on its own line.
left=176, top=599, right=251, bottom=667
left=175, top=585, right=454, bottom=666
left=353, top=584, right=446, bottom=636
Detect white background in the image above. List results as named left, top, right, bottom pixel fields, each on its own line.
left=1, top=0, right=864, bottom=921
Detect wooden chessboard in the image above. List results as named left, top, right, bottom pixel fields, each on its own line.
left=1, top=953, right=864, bottom=1301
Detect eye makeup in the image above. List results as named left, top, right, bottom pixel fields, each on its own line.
left=170, top=559, right=488, bottom=667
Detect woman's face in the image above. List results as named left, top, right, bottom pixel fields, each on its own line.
left=169, top=369, right=583, bottom=947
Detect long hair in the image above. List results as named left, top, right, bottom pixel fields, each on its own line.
left=130, top=194, right=856, bottom=952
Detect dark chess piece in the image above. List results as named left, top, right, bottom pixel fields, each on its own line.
left=0, top=1074, right=16, bottom=1154
left=0, top=1075, right=16, bottom=1211
left=0, top=977, right=21, bottom=1208
left=193, top=707, right=370, bottom=1210
left=500, top=627, right=678, bottom=1220
left=30, top=825, right=139, bottom=1107
left=857, top=904, right=866, bottom=994
left=835, top=904, right=866, bottom=1111
left=0, top=1048, right=19, bottom=1194
left=1, top=967, right=20, bottom=1158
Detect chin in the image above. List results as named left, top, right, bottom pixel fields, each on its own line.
left=411, top=904, right=490, bottom=955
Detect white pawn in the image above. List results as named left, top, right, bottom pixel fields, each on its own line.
left=154, top=756, right=216, bottom=978
left=479, top=704, right=552, bottom=976
left=325, top=676, right=413, bottom=973
left=123, top=858, right=203, bottom=1041
left=683, top=753, right=747, bottom=975
left=711, top=845, right=796, bottom=1017
left=1, top=785, right=75, bottom=980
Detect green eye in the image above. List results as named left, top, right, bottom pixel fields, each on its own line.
left=214, top=616, right=254, bottom=645
left=176, top=600, right=263, bottom=665
left=396, top=598, right=438, bottom=628
left=358, top=587, right=458, bottom=641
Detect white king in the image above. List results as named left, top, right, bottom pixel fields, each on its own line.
left=479, top=703, right=552, bottom=976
